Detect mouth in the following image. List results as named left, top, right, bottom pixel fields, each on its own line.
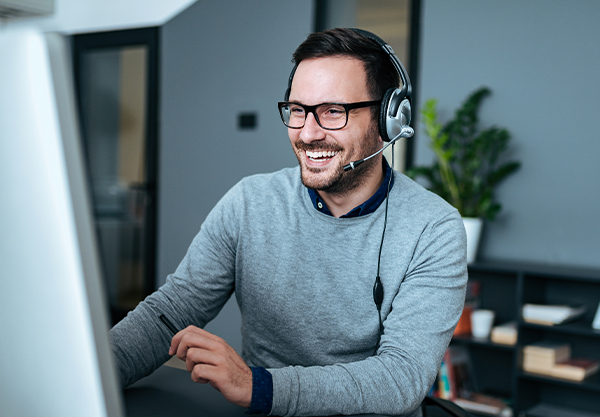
left=305, top=150, right=339, bottom=165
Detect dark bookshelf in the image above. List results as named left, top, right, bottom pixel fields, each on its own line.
left=450, top=261, right=600, bottom=416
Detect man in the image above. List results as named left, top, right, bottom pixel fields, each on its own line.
left=110, top=28, right=467, bottom=417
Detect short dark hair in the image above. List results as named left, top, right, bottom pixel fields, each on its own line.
left=291, top=28, right=400, bottom=103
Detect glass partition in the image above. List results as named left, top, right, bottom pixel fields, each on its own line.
left=73, top=28, right=159, bottom=324
left=315, top=0, right=420, bottom=171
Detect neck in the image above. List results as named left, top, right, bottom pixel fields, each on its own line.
left=317, top=156, right=386, bottom=218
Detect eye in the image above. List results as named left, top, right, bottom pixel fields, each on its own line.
left=289, top=104, right=305, bottom=116
left=320, top=105, right=345, bottom=118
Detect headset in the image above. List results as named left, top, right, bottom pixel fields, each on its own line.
left=284, top=29, right=413, bottom=353
left=284, top=28, right=412, bottom=144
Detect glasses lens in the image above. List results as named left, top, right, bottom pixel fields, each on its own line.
left=280, top=103, right=305, bottom=128
left=278, top=102, right=349, bottom=129
left=316, top=104, right=347, bottom=129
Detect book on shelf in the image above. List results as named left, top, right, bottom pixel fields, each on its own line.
left=491, top=321, right=517, bottom=345
left=454, top=280, right=480, bottom=336
left=522, top=356, right=555, bottom=374
left=522, top=402, right=600, bottom=417
left=522, top=303, right=586, bottom=326
left=593, top=301, right=600, bottom=330
left=522, top=341, right=571, bottom=374
left=550, top=358, right=599, bottom=381
left=522, top=341, right=571, bottom=360
left=436, top=346, right=513, bottom=416
left=437, top=345, right=478, bottom=400
left=454, top=393, right=512, bottom=417
left=522, top=341, right=598, bottom=381
left=454, top=304, right=474, bottom=336
left=449, top=345, right=477, bottom=399
left=437, top=350, right=455, bottom=400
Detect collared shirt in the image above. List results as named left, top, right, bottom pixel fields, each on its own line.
left=307, top=160, right=394, bottom=217
left=247, top=160, right=395, bottom=414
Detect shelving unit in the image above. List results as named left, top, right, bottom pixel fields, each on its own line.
left=451, top=261, right=600, bottom=416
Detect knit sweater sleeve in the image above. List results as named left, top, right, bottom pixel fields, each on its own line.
left=108, top=182, right=241, bottom=388
left=267, top=210, right=467, bottom=417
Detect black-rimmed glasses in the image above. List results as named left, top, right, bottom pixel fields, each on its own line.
left=277, top=100, right=380, bottom=130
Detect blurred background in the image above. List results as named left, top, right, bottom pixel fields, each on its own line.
left=3, top=0, right=599, bottom=348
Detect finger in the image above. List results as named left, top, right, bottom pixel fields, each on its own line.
left=189, top=361, right=211, bottom=384
left=190, top=362, right=234, bottom=390
left=184, top=346, right=226, bottom=372
left=168, top=325, right=197, bottom=356
left=175, top=330, right=227, bottom=360
left=189, top=362, right=253, bottom=407
left=168, top=325, right=211, bottom=356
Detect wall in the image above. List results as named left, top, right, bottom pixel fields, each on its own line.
left=158, top=0, right=314, bottom=349
left=417, top=0, right=600, bottom=269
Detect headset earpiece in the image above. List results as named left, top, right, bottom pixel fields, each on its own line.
left=378, top=88, right=395, bottom=142
left=380, top=90, right=411, bottom=142
left=349, top=28, right=412, bottom=142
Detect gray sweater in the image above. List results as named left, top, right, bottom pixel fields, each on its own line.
left=109, top=167, right=467, bottom=416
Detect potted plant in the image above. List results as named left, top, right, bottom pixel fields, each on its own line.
left=407, top=87, right=521, bottom=263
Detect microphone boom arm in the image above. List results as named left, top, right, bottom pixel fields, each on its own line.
left=343, top=126, right=414, bottom=172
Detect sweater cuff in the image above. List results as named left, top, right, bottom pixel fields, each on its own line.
left=247, top=366, right=273, bottom=415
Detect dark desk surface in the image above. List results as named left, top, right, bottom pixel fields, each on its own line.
left=125, top=365, right=248, bottom=416
left=124, top=365, right=393, bottom=417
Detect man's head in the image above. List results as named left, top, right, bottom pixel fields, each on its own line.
left=284, top=28, right=401, bottom=196
left=289, top=28, right=400, bottom=122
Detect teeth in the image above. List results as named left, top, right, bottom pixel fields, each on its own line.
left=306, top=150, right=338, bottom=159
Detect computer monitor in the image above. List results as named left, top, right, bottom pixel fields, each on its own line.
left=0, top=30, right=124, bottom=417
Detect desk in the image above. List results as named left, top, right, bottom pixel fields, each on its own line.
left=125, top=365, right=248, bottom=416
left=124, top=365, right=397, bottom=417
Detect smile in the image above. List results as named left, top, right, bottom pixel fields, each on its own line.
left=306, top=150, right=338, bottom=161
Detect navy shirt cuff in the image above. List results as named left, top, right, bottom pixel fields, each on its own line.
left=246, top=366, right=273, bottom=415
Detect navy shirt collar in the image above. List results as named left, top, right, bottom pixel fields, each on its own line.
left=307, top=160, right=394, bottom=218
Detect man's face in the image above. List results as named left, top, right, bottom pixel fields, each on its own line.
left=287, top=56, right=382, bottom=196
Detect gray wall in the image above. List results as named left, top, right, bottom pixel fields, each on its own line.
left=158, top=0, right=314, bottom=349
left=417, top=0, right=600, bottom=269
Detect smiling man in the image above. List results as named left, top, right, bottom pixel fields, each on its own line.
left=287, top=56, right=383, bottom=217
left=109, top=28, right=467, bottom=417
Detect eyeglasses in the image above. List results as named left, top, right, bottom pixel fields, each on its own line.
left=277, top=100, right=380, bottom=130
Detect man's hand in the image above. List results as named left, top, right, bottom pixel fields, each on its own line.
left=169, top=326, right=252, bottom=408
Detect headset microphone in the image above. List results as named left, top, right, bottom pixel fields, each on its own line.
left=343, top=126, right=414, bottom=172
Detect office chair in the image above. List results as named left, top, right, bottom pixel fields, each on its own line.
left=421, top=396, right=474, bottom=417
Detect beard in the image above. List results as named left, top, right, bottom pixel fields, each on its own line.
left=292, top=122, right=382, bottom=197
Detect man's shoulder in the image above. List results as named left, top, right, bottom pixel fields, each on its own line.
left=206, top=166, right=302, bottom=227
left=235, top=166, right=300, bottom=194
left=224, top=166, right=303, bottom=206
left=391, top=172, right=460, bottom=219
left=239, top=166, right=299, bottom=185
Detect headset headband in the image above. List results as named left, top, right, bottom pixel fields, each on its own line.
left=349, top=28, right=412, bottom=99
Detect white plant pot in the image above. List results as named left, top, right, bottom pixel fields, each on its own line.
left=462, top=217, right=483, bottom=264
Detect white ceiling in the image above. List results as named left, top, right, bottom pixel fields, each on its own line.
left=4, top=0, right=197, bottom=33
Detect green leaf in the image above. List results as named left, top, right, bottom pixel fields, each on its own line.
left=414, top=87, right=521, bottom=221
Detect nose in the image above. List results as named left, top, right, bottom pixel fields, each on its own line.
left=299, top=111, right=326, bottom=143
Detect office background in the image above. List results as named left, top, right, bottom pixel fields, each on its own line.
left=6, top=0, right=599, bottom=350
left=157, top=0, right=600, bottom=280
left=160, top=1, right=600, bottom=349
left=417, top=0, right=600, bottom=270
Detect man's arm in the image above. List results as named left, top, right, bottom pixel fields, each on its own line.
left=108, top=273, right=235, bottom=388
left=109, top=189, right=241, bottom=388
